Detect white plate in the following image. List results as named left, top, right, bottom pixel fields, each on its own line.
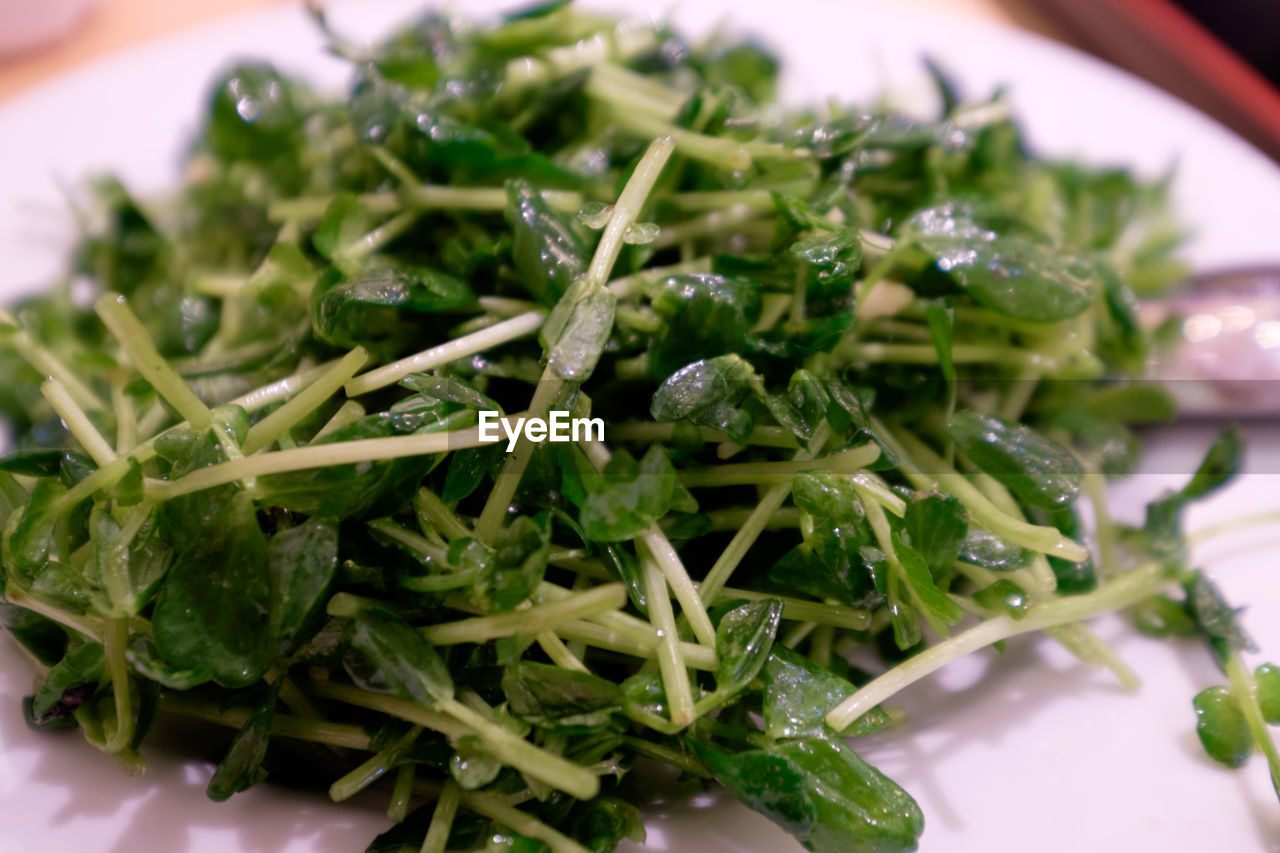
left=2, top=2, right=1280, bottom=852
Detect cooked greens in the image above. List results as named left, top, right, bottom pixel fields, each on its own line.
left=2, top=2, right=1277, bottom=851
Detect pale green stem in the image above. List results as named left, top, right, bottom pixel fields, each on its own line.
left=307, top=681, right=467, bottom=740
left=422, top=584, right=626, bottom=645
left=826, top=562, right=1166, bottom=730
left=41, top=378, right=117, bottom=466
left=1188, top=508, right=1280, bottom=547
left=676, top=442, right=878, bottom=488
left=841, top=341, right=1050, bottom=369
left=95, top=293, right=211, bottom=431
left=389, top=764, right=415, bottom=823
left=330, top=725, right=422, bottom=802
left=640, top=543, right=695, bottom=727
left=475, top=139, right=674, bottom=540
left=159, top=693, right=373, bottom=749
left=536, top=630, right=590, bottom=673
left=345, top=310, right=545, bottom=396
left=463, top=791, right=594, bottom=853
left=242, top=347, right=368, bottom=454
left=145, top=424, right=488, bottom=500
left=110, top=381, right=137, bottom=455
left=885, top=422, right=1087, bottom=562
left=420, top=779, right=462, bottom=853
left=313, top=400, right=366, bottom=441
left=102, top=618, right=133, bottom=753
left=553, top=621, right=716, bottom=670
left=0, top=309, right=106, bottom=411
left=1225, top=654, right=1280, bottom=801
left=439, top=697, right=599, bottom=800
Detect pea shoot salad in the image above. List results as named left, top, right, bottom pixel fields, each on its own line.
left=2, top=3, right=1278, bottom=852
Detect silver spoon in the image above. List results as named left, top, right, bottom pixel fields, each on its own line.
left=1141, top=267, right=1280, bottom=418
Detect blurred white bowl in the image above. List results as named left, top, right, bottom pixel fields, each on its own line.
left=0, top=0, right=97, bottom=57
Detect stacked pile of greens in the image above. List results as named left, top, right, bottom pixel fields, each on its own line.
left=2, top=2, right=1277, bottom=851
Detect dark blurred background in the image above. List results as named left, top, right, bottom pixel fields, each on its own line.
left=1179, top=0, right=1280, bottom=86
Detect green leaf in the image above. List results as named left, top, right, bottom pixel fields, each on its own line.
left=1143, top=428, right=1244, bottom=561
left=88, top=505, right=172, bottom=616
left=893, top=531, right=965, bottom=630
left=925, top=302, right=955, bottom=384
left=0, top=449, right=95, bottom=485
left=267, top=516, right=340, bottom=655
left=1183, top=426, right=1243, bottom=500
left=151, top=492, right=273, bottom=688
left=790, top=228, right=862, bottom=290
left=1255, top=664, right=1280, bottom=725
left=548, top=289, right=616, bottom=381
left=257, top=413, right=444, bottom=520
left=792, top=471, right=866, bottom=525
left=312, top=193, right=372, bottom=260
left=571, top=797, right=647, bottom=853
left=947, top=410, right=1083, bottom=509
left=1183, top=572, right=1256, bottom=663
left=1041, top=407, right=1140, bottom=477
left=207, top=680, right=280, bottom=801
left=311, top=263, right=476, bottom=353
left=579, top=446, right=697, bottom=542
left=506, top=177, right=587, bottom=305
left=688, top=736, right=924, bottom=853
left=346, top=607, right=454, bottom=707
left=125, top=634, right=212, bottom=690
left=489, top=513, right=551, bottom=611
left=32, top=641, right=104, bottom=721
left=714, top=599, right=783, bottom=698
left=205, top=63, right=306, bottom=163
left=2, top=477, right=67, bottom=586
left=902, top=492, right=967, bottom=583
left=650, top=354, right=760, bottom=444
left=770, top=523, right=877, bottom=607
left=502, top=661, right=623, bottom=731
left=647, top=274, right=761, bottom=378
left=1193, top=686, right=1253, bottom=768
left=907, top=202, right=1101, bottom=322
left=761, top=646, right=892, bottom=739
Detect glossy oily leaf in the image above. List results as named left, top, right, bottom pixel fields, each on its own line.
left=311, top=264, right=476, bottom=352
left=907, top=202, right=1101, bottom=322
left=346, top=607, right=454, bottom=707
left=31, top=642, right=105, bottom=722
left=647, top=274, right=761, bottom=378
left=650, top=354, right=760, bottom=445
left=1255, top=664, right=1280, bottom=725
left=761, top=646, right=892, bottom=739
left=502, top=661, right=623, bottom=731
left=1193, top=686, right=1253, bottom=769
left=266, top=516, right=340, bottom=654
left=125, top=634, right=213, bottom=690
left=714, top=599, right=783, bottom=698
left=902, top=492, right=967, bottom=583
left=207, top=681, right=280, bottom=801
left=947, top=410, right=1083, bottom=510
left=506, top=177, right=587, bottom=304
left=579, top=446, right=697, bottom=542
left=688, top=736, right=924, bottom=853
left=548, top=289, right=616, bottom=381
left=151, top=492, right=273, bottom=688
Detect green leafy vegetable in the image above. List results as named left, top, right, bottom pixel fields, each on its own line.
left=0, top=3, right=1264, bottom=850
